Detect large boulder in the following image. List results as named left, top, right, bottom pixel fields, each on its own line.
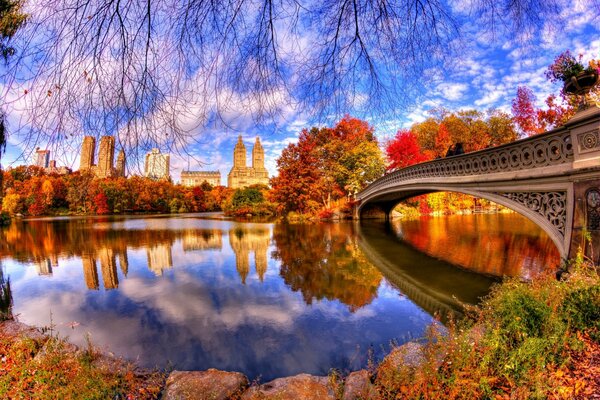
left=163, top=369, right=249, bottom=400
left=241, top=373, right=337, bottom=400
left=0, top=320, right=47, bottom=342
left=342, top=370, right=380, bottom=400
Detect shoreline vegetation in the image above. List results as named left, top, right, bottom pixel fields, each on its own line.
left=0, top=252, right=598, bottom=399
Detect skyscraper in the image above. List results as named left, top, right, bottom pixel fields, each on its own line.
left=80, top=136, right=96, bottom=170
left=96, top=136, right=115, bottom=178
left=35, top=149, right=50, bottom=168
left=115, top=149, right=126, bottom=177
left=144, top=148, right=170, bottom=180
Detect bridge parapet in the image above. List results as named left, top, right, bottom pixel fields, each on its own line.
left=359, top=126, right=574, bottom=200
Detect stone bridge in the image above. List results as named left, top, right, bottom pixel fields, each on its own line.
left=356, top=106, right=600, bottom=263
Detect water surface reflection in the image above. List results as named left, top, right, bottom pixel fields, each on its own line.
left=0, top=213, right=557, bottom=379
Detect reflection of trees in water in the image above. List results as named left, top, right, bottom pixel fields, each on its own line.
left=271, top=223, right=382, bottom=312
left=393, top=214, right=561, bottom=278
left=0, top=220, right=224, bottom=289
left=0, top=219, right=178, bottom=262
left=0, top=262, right=12, bottom=321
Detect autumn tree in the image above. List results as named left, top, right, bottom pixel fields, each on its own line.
left=511, top=86, right=575, bottom=137
left=94, top=191, right=109, bottom=215
left=271, top=116, right=384, bottom=214
left=270, top=129, right=326, bottom=215
left=511, top=86, right=543, bottom=136
left=385, top=129, right=428, bottom=171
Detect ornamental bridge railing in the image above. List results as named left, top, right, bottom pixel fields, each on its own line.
left=359, top=126, right=574, bottom=201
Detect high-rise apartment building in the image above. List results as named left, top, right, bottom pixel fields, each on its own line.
left=78, top=135, right=124, bottom=178
left=96, top=136, right=115, bottom=178
left=227, top=136, right=269, bottom=188
left=80, top=136, right=96, bottom=170
left=35, top=149, right=50, bottom=168
left=144, top=148, right=170, bottom=180
left=115, top=149, right=126, bottom=177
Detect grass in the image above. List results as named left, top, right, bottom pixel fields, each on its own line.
left=0, top=329, right=165, bottom=399
left=374, top=257, right=600, bottom=399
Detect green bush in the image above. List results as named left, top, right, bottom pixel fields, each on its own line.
left=561, top=285, right=600, bottom=340
left=492, top=287, right=553, bottom=345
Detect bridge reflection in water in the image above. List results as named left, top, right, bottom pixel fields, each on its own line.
left=357, top=221, right=496, bottom=321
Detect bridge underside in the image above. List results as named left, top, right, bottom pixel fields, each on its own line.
left=357, top=177, right=599, bottom=265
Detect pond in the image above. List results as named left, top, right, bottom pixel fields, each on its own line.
left=0, top=212, right=560, bottom=380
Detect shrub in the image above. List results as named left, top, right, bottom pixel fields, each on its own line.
left=562, top=285, right=600, bottom=340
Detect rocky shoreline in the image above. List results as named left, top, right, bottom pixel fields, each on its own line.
left=0, top=318, right=427, bottom=400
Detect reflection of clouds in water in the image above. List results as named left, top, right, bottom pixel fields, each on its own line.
left=5, top=219, right=442, bottom=380
left=119, top=271, right=303, bottom=329
left=10, top=262, right=427, bottom=380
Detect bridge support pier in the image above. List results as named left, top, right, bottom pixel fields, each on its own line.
left=569, top=179, right=600, bottom=265
left=566, top=106, right=600, bottom=265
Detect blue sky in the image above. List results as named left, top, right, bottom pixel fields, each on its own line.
left=2, top=1, right=599, bottom=185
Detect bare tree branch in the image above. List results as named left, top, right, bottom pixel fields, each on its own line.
left=0, top=0, right=585, bottom=164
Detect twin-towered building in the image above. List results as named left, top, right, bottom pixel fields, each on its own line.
left=79, top=137, right=172, bottom=180
left=181, top=135, right=269, bottom=189
left=79, top=136, right=126, bottom=178
left=227, top=135, right=269, bottom=189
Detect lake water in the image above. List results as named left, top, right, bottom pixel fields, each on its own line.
left=0, top=213, right=560, bottom=380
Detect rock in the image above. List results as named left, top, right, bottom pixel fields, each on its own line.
left=376, top=341, right=446, bottom=390
left=342, top=370, right=380, bottom=400
left=241, top=373, right=336, bottom=400
left=90, top=353, right=133, bottom=375
left=380, top=342, right=425, bottom=370
left=164, top=369, right=249, bottom=400
left=0, top=320, right=47, bottom=343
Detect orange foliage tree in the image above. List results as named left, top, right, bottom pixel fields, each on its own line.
left=270, top=116, right=385, bottom=215
left=0, top=168, right=230, bottom=217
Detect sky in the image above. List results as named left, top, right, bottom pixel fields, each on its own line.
left=1, top=1, right=600, bottom=185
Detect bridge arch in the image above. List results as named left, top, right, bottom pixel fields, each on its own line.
left=357, top=186, right=570, bottom=259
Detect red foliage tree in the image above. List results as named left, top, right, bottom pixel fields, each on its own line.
left=270, top=128, right=326, bottom=214
left=94, top=191, right=110, bottom=215
left=512, top=86, right=542, bottom=136
left=385, top=129, right=428, bottom=171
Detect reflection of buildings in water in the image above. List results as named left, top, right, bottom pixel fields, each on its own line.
left=98, top=247, right=119, bottom=290
left=147, top=244, right=173, bottom=276
left=82, top=254, right=99, bottom=290
left=182, top=230, right=223, bottom=252
left=35, top=259, right=52, bottom=276
left=228, top=228, right=270, bottom=283
left=118, top=250, right=129, bottom=277
left=82, top=248, right=124, bottom=290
